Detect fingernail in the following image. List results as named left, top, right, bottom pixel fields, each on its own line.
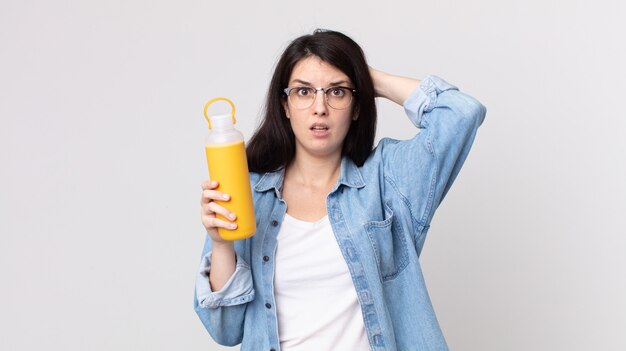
left=230, top=223, right=237, bottom=229
left=223, top=194, right=230, bottom=200
left=229, top=213, right=237, bottom=220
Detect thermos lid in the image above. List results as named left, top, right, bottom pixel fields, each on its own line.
left=209, top=113, right=235, bottom=130
left=203, top=97, right=236, bottom=130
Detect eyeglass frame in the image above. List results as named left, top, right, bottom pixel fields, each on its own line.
left=283, top=86, right=357, bottom=110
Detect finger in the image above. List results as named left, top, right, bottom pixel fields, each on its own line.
left=207, top=201, right=237, bottom=221
left=201, top=202, right=216, bottom=216
left=201, top=180, right=219, bottom=190
left=201, top=189, right=230, bottom=204
left=204, top=216, right=238, bottom=231
left=201, top=200, right=234, bottom=219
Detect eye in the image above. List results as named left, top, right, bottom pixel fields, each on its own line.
left=296, top=87, right=313, bottom=97
left=329, top=87, right=346, bottom=97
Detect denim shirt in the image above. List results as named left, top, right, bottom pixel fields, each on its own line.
left=195, top=75, right=487, bottom=351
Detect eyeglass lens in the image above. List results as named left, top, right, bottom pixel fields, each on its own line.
left=288, top=87, right=353, bottom=109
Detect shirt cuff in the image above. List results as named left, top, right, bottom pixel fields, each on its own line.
left=196, top=252, right=255, bottom=309
left=403, top=75, right=458, bottom=128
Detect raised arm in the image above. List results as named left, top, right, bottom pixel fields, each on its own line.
left=369, top=67, right=421, bottom=105
left=370, top=72, right=486, bottom=253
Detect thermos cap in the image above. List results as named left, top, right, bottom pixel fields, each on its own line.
left=204, top=97, right=237, bottom=129
left=210, top=114, right=235, bottom=130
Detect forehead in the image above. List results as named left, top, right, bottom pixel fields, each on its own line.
left=289, top=56, right=350, bottom=84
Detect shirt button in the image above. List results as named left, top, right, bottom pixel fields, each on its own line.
left=263, top=256, right=270, bottom=262
left=265, top=303, right=272, bottom=309
left=271, top=220, right=278, bottom=226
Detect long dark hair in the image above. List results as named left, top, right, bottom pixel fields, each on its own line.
left=246, top=29, right=377, bottom=173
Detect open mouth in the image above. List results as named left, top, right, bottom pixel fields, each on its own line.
left=310, top=123, right=329, bottom=131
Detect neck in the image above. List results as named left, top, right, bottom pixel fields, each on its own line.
left=286, top=152, right=342, bottom=188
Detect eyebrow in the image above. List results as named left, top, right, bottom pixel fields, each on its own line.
left=290, top=79, right=351, bottom=86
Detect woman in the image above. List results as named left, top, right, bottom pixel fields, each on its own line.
left=195, top=29, right=486, bottom=351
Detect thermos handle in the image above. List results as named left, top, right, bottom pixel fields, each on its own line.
left=203, top=97, right=237, bottom=129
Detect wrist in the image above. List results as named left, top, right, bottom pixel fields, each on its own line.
left=369, top=67, right=388, bottom=98
left=212, top=239, right=234, bottom=252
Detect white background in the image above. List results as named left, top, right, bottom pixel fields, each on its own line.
left=1, top=0, right=625, bottom=350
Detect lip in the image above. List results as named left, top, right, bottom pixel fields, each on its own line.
left=310, top=122, right=329, bottom=129
left=310, top=122, right=330, bottom=137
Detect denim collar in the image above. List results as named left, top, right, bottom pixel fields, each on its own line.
left=253, top=156, right=366, bottom=197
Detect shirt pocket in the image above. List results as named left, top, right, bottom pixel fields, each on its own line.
left=364, top=203, right=409, bottom=281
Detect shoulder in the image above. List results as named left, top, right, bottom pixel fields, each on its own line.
left=363, top=137, right=403, bottom=166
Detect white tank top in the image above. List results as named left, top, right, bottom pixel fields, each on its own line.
left=274, top=213, right=371, bottom=351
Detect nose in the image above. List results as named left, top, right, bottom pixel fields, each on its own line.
left=312, top=90, right=328, bottom=116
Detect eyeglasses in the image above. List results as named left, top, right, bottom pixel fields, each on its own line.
left=283, top=86, right=356, bottom=110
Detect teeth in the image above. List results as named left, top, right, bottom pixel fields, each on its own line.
left=312, top=126, right=327, bottom=130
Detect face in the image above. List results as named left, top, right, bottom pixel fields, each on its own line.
left=283, top=56, right=355, bottom=161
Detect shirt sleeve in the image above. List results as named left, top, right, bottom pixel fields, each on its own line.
left=381, top=75, right=486, bottom=247
left=403, top=75, right=463, bottom=128
left=196, top=251, right=255, bottom=308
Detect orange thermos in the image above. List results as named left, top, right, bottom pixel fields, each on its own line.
left=203, top=98, right=256, bottom=240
